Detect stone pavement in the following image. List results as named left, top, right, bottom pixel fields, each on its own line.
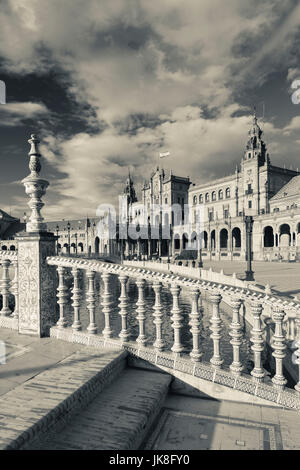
left=202, top=260, right=300, bottom=296
left=0, top=328, right=88, bottom=396
left=146, top=395, right=300, bottom=450
left=0, top=329, right=126, bottom=449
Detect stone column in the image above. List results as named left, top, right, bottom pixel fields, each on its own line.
left=17, top=232, right=57, bottom=336
left=17, top=134, right=57, bottom=337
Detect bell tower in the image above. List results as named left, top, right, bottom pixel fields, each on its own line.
left=243, top=108, right=269, bottom=166
left=241, top=109, right=270, bottom=216
left=124, top=171, right=137, bottom=206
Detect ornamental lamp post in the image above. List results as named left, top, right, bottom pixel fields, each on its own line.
left=245, top=215, right=255, bottom=281
left=56, top=224, right=59, bottom=254
left=67, top=221, right=71, bottom=255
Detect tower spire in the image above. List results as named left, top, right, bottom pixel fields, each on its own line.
left=243, top=110, right=269, bottom=166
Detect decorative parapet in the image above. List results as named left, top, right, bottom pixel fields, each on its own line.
left=124, top=259, right=262, bottom=291
left=46, top=256, right=300, bottom=314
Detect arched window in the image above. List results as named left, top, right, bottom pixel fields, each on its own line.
left=199, top=194, right=203, bottom=203
left=205, top=193, right=209, bottom=203
left=212, top=191, right=216, bottom=201
left=218, top=189, right=223, bottom=200
left=193, top=195, right=197, bottom=205
left=225, top=187, right=230, bottom=198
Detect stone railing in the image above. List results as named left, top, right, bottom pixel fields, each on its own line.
left=0, top=250, right=18, bottom=329
left=124, top=259, right=263, bottom=291
left=46, top=255, right=300, bottom=410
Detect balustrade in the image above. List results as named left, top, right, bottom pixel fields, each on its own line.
left=32, top=257, right=300, bottom=399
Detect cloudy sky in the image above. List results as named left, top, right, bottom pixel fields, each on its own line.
left=0, top=0, right=300, bottom=221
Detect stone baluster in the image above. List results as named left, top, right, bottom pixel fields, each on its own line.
left=283, top=316, right=289, bottom=339
left=209, top=291, right=223, bottom=368
left=229, top=297, right=243, bottom=375
left=271, top=306, right=287, bottom=390
left=118, top=274, right=130, bottom=342
left=289, top=317, right=296, bottom=341
left=136, top=278, right=147, bottom=345
left=0, top=259, right=11, bottom=316
left=170, top=284, right=184, bottom=355
left=86, top=270, right=97, bottom=334
left=101, top=272, right=113, bottom=339
left=71, top=267, right=81, bottom=331
left=250, top=301, right=265, bottom=382
left=11, top=261, right=19, bottom=318
left=189, top=287, right=202, bottom=362
left=152, top=280, right=165, bottom=351
left=56, top=266, right=68, bottom=328
left=294, top=309, right=300, bottom=392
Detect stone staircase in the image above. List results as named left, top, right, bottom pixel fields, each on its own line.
left=26, top=368, right=171, bottom=450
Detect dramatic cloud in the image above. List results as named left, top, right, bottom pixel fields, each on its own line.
left=0, top=0, right=300, bottom=218
left=0, top=101, right=49, bottom=126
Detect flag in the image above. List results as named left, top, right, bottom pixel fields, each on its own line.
left=159, top=151, right=170, bottom=158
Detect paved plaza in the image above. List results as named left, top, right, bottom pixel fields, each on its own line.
left=201, top=260, right=300, bottom=297
left=1, top=329, right=300, bottom=450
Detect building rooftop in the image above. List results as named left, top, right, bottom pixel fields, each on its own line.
left=270, top=174, right=300, bottom=201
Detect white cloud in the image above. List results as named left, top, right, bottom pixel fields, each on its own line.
left=0, top=101, right=48, bottom=126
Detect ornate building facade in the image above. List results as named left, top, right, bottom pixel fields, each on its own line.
left=186, top=112, right=300, bottom=261
left=124, top=112, right=300, bottom=262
